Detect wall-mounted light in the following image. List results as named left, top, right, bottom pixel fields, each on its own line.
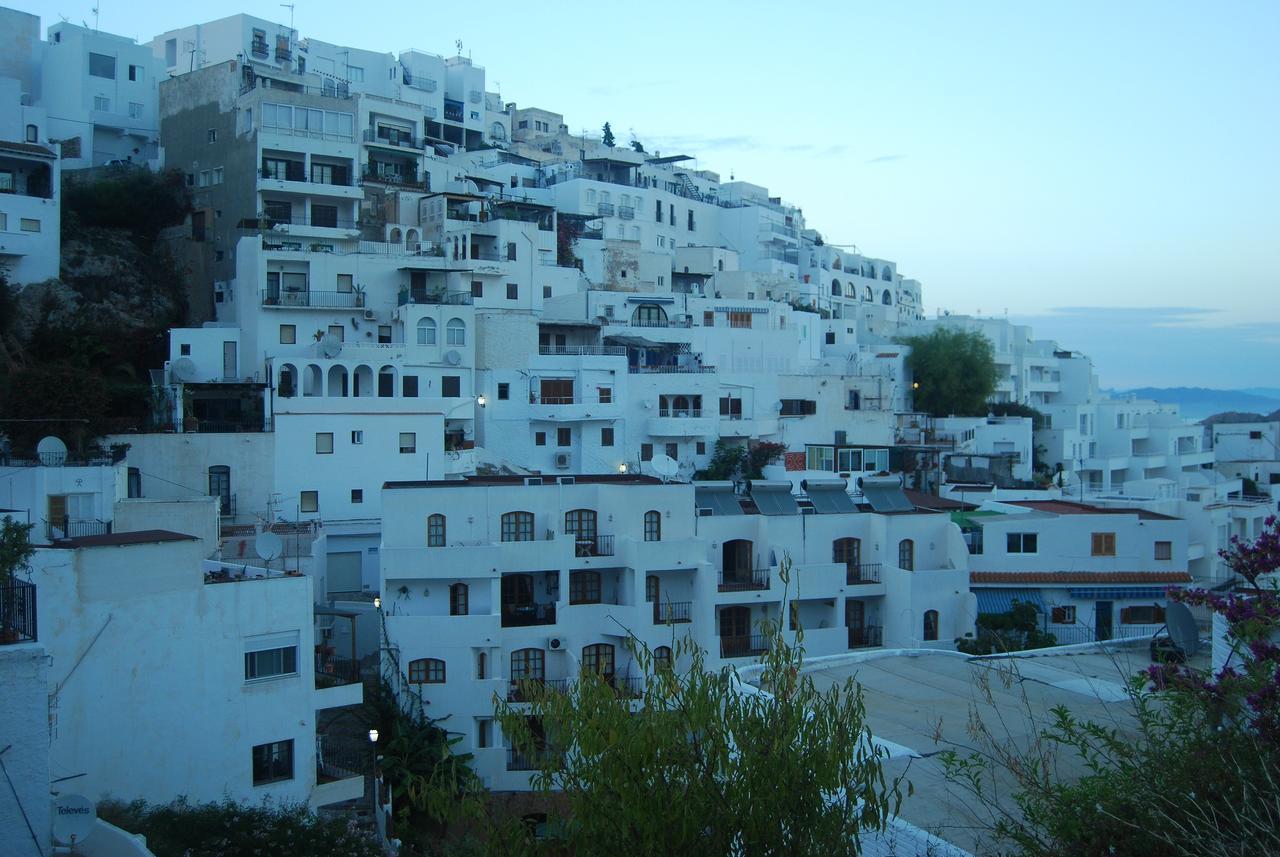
left=368, top=729, right=379, bottom=744
left=373, top=596, right=382, bottom=609
left=618, top=463, right=628, bottom=474
left=476, top=395, right=486, bottom=407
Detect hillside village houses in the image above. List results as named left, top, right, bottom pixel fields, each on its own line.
left=0, top=6, right=1272, bottom=849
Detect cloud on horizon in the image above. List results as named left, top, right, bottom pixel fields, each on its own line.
left=865, top=154, right=905, bottom=164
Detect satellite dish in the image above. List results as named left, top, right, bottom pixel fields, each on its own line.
left=650, top=454, right=679, bottom=481
left=444, top=349, right=462, bottom=366
left=1165, top=601, right=1201, bottom=658
left=37, top=436, right=68, bottom=466
left=255, top=531, right=284, bottom=563
left=52, top=794, right=96, bottom=845
left=319, top=333, right=343, bottom=359
left=171, top=357, right=198, bottom=382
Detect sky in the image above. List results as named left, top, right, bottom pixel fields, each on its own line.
left=17, top=0, right=1280, bottom=389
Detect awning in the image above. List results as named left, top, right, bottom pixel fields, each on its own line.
left=713, top=305, right=769, bottom=314
left=646, top=154, right=694, bottom=165
left=975, top=588, right=1046, bottom=615
left=862, top=484, right=915, bottom=513
left=694, top=482, right=743, bottom=516
left=626, top=295, right=676, bottom=304
left=1068, top=587, right=1171, bottom=600
left=805, top=481, right=857, bottom=514
left=749, top=481, right=799, bottom=516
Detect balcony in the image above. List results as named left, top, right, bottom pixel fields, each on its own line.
left=717, top=568, right=771, bottom=592
left=845, top=563, right=882, bottom=585
left=847, top=625, right=883, bottom=649
left=720, top=634, right=769, bottom=659
left=469, top=248, right=503, bottom=262
left=618, top=206, right=635, bottom=220
left=501, top=603, right=557, bottom=628
left=629, top=364, right=716, bottom=374
left=537, top=345, right=626, bottom=357
left=361, top=165, right=425, bottom=190
left=0, top=580, right=37, bottom=645
left=313, top=737, right=369, bottom=807
left=45, top=518, right=111, bottom=541
left=596, top=202, right=615, bottom=217
left=362, top=128, right=423, bottom=150
left=315, top=655, right=364, bottom=709
left=652, top=600, right=692, bottom=624
left=506, top=747, right=559, bottom=771
left=506, top=677, right=571, bottom=702
left=573, top=534, right=615, bottom=557
left=647, top=414, right=715, bottom=438
left=251, top=214, right=362, bottom=234
left=444, top=101, right=465, bottom=122
left=261, top=289, right=363, bottom=309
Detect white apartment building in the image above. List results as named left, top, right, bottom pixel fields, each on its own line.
left=0, top=138, right=59, bottom=284
left=379, top=474, right=971, bottom=791
left=965, top=499, right=1190, bottom=644
left=1210, top=420, right=1280, bottom=502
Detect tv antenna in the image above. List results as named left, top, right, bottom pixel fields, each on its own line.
left=280, top=3, right=295, bottom=32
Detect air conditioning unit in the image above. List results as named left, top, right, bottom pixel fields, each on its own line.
left=523, top=476, right=543, bottom=486
left=363, top=309, right=376, bottom=321
left=553, top=452, right=571, bottom=469
left=697, top=507, right=714, bottom=517
left=548, top=637, right=563, bottom=651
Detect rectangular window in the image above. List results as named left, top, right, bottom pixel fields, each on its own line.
left=252, top=740, right=294, bottom=785
left=697, top=441, right=706, bottom=455
left=497, top=383, right=510, bottom=400
left=1091, top=532, right=1116, bottom=557
left=641, top=443, right=653, bottom=462
left=128, top=102, right=143, bottom=119
left=557, top=427, right=571, bottom=447
left=442, top=376, right=461, bottom=397
left=207, top=129, right=217, bottom=143
left=300, top=491, right=318, bottom=513
left=1120, top=605, right=1166, bottom=625
left=665, top=443, right=678, bottom=460
left=336, top=274, right=353, bottom=293
left=535, top=431, right=546, bottom=446
left=1051, top=605, right=1076, bottom=624
left=1006, top=533, right=1038, bottom=554
left=687, top=210, right=695, bottom=231
left=1154, top=541, right=1172, bottom=561
left=279, top=324, right=296, bottom=344
left=728, top=312, right=753, bottom=329
left=598, top=387, right=612, bottom=404
left=244, top=645, right=298, bottom=681
left=89, top=52, right=116, bottom=79
left=402, top=376, right=419, bottom=397
left=704, top=311, right=714, bottom=327
left=351, top=431, right=363, bottom=445
left=806, top=446, right=835, bottom=471
left=506, top=283, right=519, bottom=300
left=601, top=427, right=614, bottom=447
left=507, top=242, right=517, bottom=261
left=129, top=64, right=141, bottom=81
left=477, top=719, right=491, bottom=749
left=351, top=489, right=363, bottom=503
left=315, top=432, right=334, bottom=454
left=93, top=96, right=110, bottom=112
left=400, top=432, right=417, bottom=454
left=543, top=285, right=552, bottom=299
left=779, top=399, right=817, bottom=416
left=19, top=218, right=40, bottom=233
left=378, top=325, right=392, bottom=343
left=327, top=325, right=344, bottom=342
left=655, top=199, right=663, bottom=222
left=471, top=281, right=483, bottom=298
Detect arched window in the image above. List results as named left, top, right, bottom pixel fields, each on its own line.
left=565, top=508, right=598, bottom=554
left=417, top=317, right=437, bottom=345
left=449, top=582, right=469, bottom=615
left=923, top=610, right=939, bottom=642
left=831, top=279, right=842, bottom=296
left=377, top=365, right=396, bottom=397
left=406, top=228, right=419, bottom=244
left=427, top=513, right=446, bottom=547
left=882, top=267, right=893, bottom=282
left=278, top=363, right=297, bottom=397
left=408, top=657, right=446, bottom=683
left=645, top=574, right=659, bottom=603
left=832, top=256, right=843, bottom=271
left=582, top=643, right=615, bottom=679
left=389, top=227, right=402, bottom=243
left=881, top=289, right=892, bottom=305
left=25, top=123, right=38, bottom=143
left=654, top=645, right=673, bottom=672
left=898, top=539, right=914, bottom=571
left=446, top=318, right=466, bottom=346
left=644, top=510, right=661, bottom=542
left=631, top=304, right=668, bottom=327
left=326, top=364, right=348, bottom=397
left=864, top=285, right=873, bottom=301
left=833, top=537, right=863, bottom=582
left=569, top=570, right=601, bottom=605
left=477, top=651, right=486, bottom=679
left=501, top=511, right=534, bottom=542
left=490, top=121, right=506, bottom=141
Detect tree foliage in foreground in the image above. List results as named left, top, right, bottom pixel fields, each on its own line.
left=898, top=327, right=998, bottom=417
left=495, top=562, right=904, bottom=855
left=941, top=515, right=1280, bottom=856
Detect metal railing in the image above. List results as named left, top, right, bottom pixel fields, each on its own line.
left=501, top=603, right=557, bottom=627
left=362, top=128, right=423, bottom=149
left=44, top=518, right=111, bottom=541
left=574, top=534, right=615, bottom=557
left=0, top=580, right=37, bottom=645
left=397, top=290, right=473, bottom=306
left=315, top=655, right=362, bottom=688
left=361, top=166, right=424, bottom=189
left=596, top=202, right=615, bottom=217
left=629, top=364, right=716, bottom=374
left=4, top=452, right=119, bottom=467
left=507, top=747, right=558, bottom=771
left=610, top=676, right=644, bottom=698
left=316, top=738, right=371, bottom=782
left=720, top=634, right=769, bottom=658
left=537, top=345, right=626, bottom=356
left=845, top=563, right=882, bottom=585
left=1046, top=624, right=1166, bottom=647
left=618, top=206, right=635, bottom=220
left=653, top=601, right=692, bottom=624
left=253, top=214, right=361, bottom=230
left=717, top=568, right=771, bottom=592
left=261, top=289, right=363, bottom=308
left=469, top=249, right=502, bottom=261
left=658, top=409, right=703, bottom=418
left=848, top=624, right=883, bottom=649
left=217, top=493, right=237, bottom=517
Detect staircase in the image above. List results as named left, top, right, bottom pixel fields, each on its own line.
left=674, top=172, right=703, bottom=202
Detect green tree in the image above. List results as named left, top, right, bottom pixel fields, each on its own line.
left=494, top=561, right=904, bottom=855
left=601, top=122, right=616, bottom=148
left=954, top=601, right=1058, bottom=655
left=630, top=139, right=645, bottom=153
left=0, top=517, right=35, bottom=588
left=898, top=328, right=998, bottom=417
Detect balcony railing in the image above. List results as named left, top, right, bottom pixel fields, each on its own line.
left=362, top=128, right=423, bottom=149
left=3, top=452, right=120, bottom=467
left=252, top=214, right=361, bottom=230
left=610, top=676, right=644, bottom=698
left=848, top=624, right=883, bottom=649
left=261, top=289, right=364, bottom=308
left=658, top=409, right=703, bottom=418
left=315, top=654, right=362, bottom=688
left=618, top=206, right=635, bottom=220
left=720, top=634, right=769, bottom=658
left=469, top=249, right=503, bottom=261
left=717, top=568, right=771, bottom=592
left=361, top=166, right=424, bottom=189
left=316, top=737, right=371, bottom=782
left=845, top=563, right=882, bottom=585
left=0, top=580, right=37, bottom=645
left=44, top=518, right=111, bottom=541
left=506, top=677, right=572, bottom=702
left=653, top=600, right=692, bottom=624
left=537, top=345, right=626, bottom=356
left=507, top=747, right=559, bottom=771
left=596, top=202, right=615, bottom=217
left=573, top=534, right=615, bottom=557
left=501, top=603, right=557, bottom=627
left=629, top=364, right=716, bottom=374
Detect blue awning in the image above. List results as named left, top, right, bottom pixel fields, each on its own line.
left=975, top=588, right=1046, bottom=615
left=1068, top=587, right=1171, bottom=601
left=625, top=296, right=675, bottom=304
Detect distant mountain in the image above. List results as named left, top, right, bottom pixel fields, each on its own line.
left=1108, top=387, right=1280, bottom=422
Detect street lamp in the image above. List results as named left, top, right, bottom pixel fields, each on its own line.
left=368, top=729, right=379, bottom=744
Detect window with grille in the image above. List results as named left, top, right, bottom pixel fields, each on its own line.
left=427, top=514, right=446, bottom=546
left=1154, top=541, right=1172, bottom=560
left=501, top=511, right=534, bottom=542
left=450, top=583, right=469, bottom=615
left=569, top=570, right=601, bottom=604
left=644, top=510, right=661, bottom=542
left=646, top=575, right=659, bottom=603
left=408, top=657, right=446, bottom=683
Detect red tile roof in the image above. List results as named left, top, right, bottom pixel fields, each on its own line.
left=55, top=530, right=198, bottom=548
left=970, top=571, right=1192, bottom=584
left=0, top=140, right=56, bottom=158
left=1007, top=500, right=1179, bottom=521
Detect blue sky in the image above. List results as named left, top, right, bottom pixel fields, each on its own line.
left=19, top=0, right=1279, bottom=388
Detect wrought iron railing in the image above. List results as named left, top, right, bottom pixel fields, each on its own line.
left=44, top=518, right=111, bottom=541
left=848, top=624, right=883, bottom=649
left=501, top=603, right=557, bottom=627
left=574, top=534, right=615, bottom=557
left=845, top=563, right=882, bottom=584
left=717, top=568, right=771, bottom=592
left=315, top=655, right=362, bottom=688
left=0, top=580, right=37, bottom=645
left=653, top=601, right=692, bottom=624
left=720, top=634, right=769, bottom=658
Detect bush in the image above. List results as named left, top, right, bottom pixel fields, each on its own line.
left=62, top=169, right=191, bottom=244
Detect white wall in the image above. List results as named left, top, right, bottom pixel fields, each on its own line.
left=0, top=642, right=50, bottom=856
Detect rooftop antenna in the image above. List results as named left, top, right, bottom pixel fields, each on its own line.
left=280, top=3, right=295, bottom=33
left=455, top=39, right=463, bottom=56
left=91, top=3, right=99, bottom=31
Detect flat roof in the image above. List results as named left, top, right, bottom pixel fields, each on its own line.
left=384, top=474, right=667, bottom=490
left=645, top=154, right=694, bottom=164
left=971, top=571, right=1192, bottom=584
left=1008, top=500, right=1180, bottom=521
left=905, top=489, right=976, bottom=512
left=54, top=529, right=198, bottom=548
left=805, top=644, right=1207, bottom=853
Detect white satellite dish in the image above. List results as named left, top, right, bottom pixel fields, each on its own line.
left=37, top=435, right=68, bottom=466
left=171, top=357, right=198, bottom=382
left=650, top=453, right=679, bottom=482
left=1164, top=601, right=1201, bottom=658
left=319, top=333, right=343, bottom=359
left=52, top=794, right=96, bottom=845
left=255, top=530, right=284, bottom=563
left=444, top=349, right=462, bottom=366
